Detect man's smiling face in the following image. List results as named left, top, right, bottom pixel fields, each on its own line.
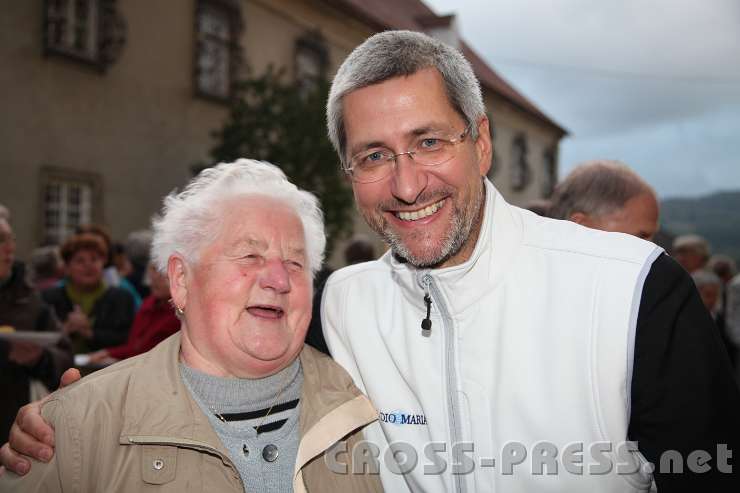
left=342, top=68, right=491, bottom=268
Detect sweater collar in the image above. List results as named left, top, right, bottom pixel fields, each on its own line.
left=385, top=178, right=524, bottom=314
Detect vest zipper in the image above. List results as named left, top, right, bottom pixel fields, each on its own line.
left=422, top=283, right=433, bottom=336
left=419, top=273, right=466, bottom=493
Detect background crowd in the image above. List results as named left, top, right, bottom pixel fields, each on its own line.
left=1, top=159, right=739, bottom=446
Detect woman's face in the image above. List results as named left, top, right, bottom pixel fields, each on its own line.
left=66, top=249, right=104, bottom=290
left=173, top=196, right=313, bottom=378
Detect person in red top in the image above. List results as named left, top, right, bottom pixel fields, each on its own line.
left=87, top=263, right=179, bottom=364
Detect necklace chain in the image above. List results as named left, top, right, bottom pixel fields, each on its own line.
left=211, top=366, right=295, bottom=433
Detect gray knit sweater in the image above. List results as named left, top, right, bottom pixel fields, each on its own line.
left=180, top=360, right=303, bottom=493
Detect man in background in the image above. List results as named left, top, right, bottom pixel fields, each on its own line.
left=549, top=160, right=659, bottom=240
left=672, top=234, right=711, bottom=273
left=0, top=217, right=72, bottom=443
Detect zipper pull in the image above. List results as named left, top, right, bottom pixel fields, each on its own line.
left=421, top=278, right=432, bottom=336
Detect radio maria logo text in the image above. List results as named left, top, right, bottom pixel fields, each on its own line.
left=379, top=410, right=427, bottom=426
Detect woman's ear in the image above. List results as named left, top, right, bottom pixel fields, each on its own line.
left=168, top=255, right=188, bottom=310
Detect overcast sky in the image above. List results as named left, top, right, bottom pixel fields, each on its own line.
left=424, top=0, right=740, bottom=198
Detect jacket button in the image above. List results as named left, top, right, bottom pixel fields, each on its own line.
left=262, top=444, right=279, bottom=462
left=242, top=444, right=249, bottom=457
left=153, top=459, right=164, bottom=470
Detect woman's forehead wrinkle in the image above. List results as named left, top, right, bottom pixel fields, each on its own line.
left=222, top=235, right=266, bottom=255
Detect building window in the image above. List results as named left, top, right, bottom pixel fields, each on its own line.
left=195, top=1, right=241, bottom=100
left=542, top=147, right=558, bottom=198
left=40, top=168, right=102, bottom=245
left=510, top=133, right=530, bottom=191
left=295, top=34, right=328, bottom=95
left=43, top=0, right=126, bottom=70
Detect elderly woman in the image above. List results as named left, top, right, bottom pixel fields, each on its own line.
left=0, top=160, right=379, bottom=492
left=42, top=233, right=136, bottom=354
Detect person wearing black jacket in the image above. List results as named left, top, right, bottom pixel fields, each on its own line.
left=0, top=217, right=72, bottom=444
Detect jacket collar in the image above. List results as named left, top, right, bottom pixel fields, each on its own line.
left=293, top=345, right=377, bottom=491
left=385, top=178, right=524, bottom=314
left=119, top=332, right=231, bottom=456
left=118, top=333, right=377, bottom=489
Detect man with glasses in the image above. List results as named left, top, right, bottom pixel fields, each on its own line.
left=320, top=30, right=739, bottom=491
left=3, top=30, right=739, bottom=493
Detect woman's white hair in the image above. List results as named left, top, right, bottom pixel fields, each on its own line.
left=327, top=30, right=485, bottom=166
left=151, top=159, right=325, bottom=277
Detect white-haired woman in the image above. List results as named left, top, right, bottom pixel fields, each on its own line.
left=0, top=160, right=381, bottom=492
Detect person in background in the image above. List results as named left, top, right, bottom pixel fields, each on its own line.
left=76, top=224, right=142, bottom=309
left=124, top=230, right=153, bottom=299
left=0, top=217, right=72, bottom=444
left=708, top=255, right=738, bottom=356
left=727, top=272, right=740, bottom=375
left=111, top=242, right=133, bottom=278
left=709, top=255, right=738, bottom=287
left=42, top=233, right=135, bottom=354
left=692, top=270, right=722, bottom=319
left=28, top=246, right=64, bottom=292
left=86, top=261, right=179, bottom=365
left=343, top=235, right=377, bottom=265
left=305, top=236, right=377, bottom=355
left=525, top=198, right=551, bottom=217
left=692, top=269, right=736, bottom=365
left=549, top=160, right=660, bottom=240
left=672, top=234, right=710, bottom=273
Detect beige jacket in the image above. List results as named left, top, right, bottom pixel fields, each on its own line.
left=0, top=334, right=382, bottom=492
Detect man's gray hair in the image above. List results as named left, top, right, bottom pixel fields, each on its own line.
left=0, top=204, right=9, bottom=221
left=327, top=30, right=485, bottom=165
left=673, top=234, right=710, bottom=260
left=125, top=230, right=153, bottom=270
left=29, top=246, right=62, bottom=280
left=151, top=159, right=326, bottom=278
left=549, top=160, right=655, bottom=220
left=708, top=254, right=737, bottom=281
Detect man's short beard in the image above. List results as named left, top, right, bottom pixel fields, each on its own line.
left=362, top=184, right=485, bottom=269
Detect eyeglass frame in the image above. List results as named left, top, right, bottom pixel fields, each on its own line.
left=342, top=122, right=475, bottom=183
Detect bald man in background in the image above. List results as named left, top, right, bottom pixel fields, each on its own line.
left=549, top=160, right=659, bottom=241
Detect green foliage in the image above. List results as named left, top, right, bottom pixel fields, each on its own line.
left=209, top=67, right=353, bottom=257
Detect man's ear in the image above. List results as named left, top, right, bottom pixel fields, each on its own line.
left=569, top=212, right=592, bottom=226
left=475, top=115, right=493, bottom=177
left=168, top=255, right=188, bottom=310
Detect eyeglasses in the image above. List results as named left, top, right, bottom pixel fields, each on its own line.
left=344, top=124, right=473, bottom=184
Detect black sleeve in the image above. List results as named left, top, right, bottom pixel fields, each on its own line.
left=629, top=253, right=740, bottom=491
left=27, top=306, right=73, bottom=391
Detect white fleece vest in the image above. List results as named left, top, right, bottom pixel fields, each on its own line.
left=323, top=180, right=663, bottom=492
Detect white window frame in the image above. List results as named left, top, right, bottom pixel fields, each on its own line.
left=39, top=167, right=102, bottom=245
left=45, top=0, right=101, bottom=63
left=195, top=1, right=241, bottom=100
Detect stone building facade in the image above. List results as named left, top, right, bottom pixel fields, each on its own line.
left=1, top=0, right=565, bottom=267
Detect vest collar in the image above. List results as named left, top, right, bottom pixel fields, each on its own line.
left=385, top=178, right=524, bottom=314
